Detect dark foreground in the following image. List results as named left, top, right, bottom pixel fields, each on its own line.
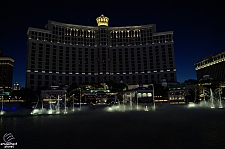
left=1, top=104, right=225, bottom=149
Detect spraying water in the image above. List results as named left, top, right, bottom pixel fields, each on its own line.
left=217, top=88, right=223, bottom=109
left=0, top=96, right=5, bottom=115
left=210, top=88, right=215, bottom=108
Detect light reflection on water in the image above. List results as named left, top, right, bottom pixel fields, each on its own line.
left=0, top=105, right=225, bottom=148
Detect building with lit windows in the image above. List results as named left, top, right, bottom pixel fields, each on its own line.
left=195, top=51, right=225, bottom=81
left=13, top=82, right=21, bottom=90
left=26, top=14, right=176, bottom=89
left=0, top=50, right=14, bottom=91
left=168, top=87, right=186, bottom=104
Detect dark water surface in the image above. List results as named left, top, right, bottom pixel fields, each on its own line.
left=1, top=105, right=225, bottom=149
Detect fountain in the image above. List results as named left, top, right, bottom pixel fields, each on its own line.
left=209, top=88, right=215, bottom=108
left=144, top=106, right=148, bottom=111
left=214, top=88, right=223, bottom=109
left=192, top=87, right=224, bottom=109
left=64, top=94, right=67, bottom=114
left=105, top=90, right=155, bottom=112
left=203, top=89, right=207, bottom=104
left=219, top=94, right=223, bottom=109
left=0, top=96, right=5, bottom=115
left=72, top=94, right=75, bottom=112
left=56, top=95, right=60, bottom=114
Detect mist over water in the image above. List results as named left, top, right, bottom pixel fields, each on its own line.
left=1, top=104, right=225, bottom=149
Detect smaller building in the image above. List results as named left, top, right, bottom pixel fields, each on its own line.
left=84, top=90, right=117, bottom=105
left=0, top=50, right=14, bottom=91
left=168, top=87, right=186, bottom=104
left=123, top=86, right=154, bottom=107
left=41, top=86, right=66, bottom=109
left=0, top=89, right=24, bottom=111
left=13, top=82, right=21, bottom=90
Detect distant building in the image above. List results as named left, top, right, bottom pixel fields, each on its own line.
left=26, top=14, right=176, bottom=89
left=195, top=51, right=225, bottom=81
left=168, top=87, right=186, bottom=104
left=13, top=82, right=21, bottom=90
left=41, top=89, right=65, bottom=102
left=0, top=50, right=14, bottom=91
left=84, top=89, right=118, bottom=105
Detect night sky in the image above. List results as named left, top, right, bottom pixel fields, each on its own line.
left=0, top=0, right=224, bottom=87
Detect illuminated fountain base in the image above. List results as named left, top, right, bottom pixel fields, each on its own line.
left=63, top=110, right=67, bottom=114
left=30, top=109, right=48, bottom=115
left=47, top=109, right=56, bottom=114
left=30, top=108, right=58, bottom=115
left=30, top=107, right=78, bottom=115
left=219, top=105, right=224, bottom=109
left=187, top=101, right=224, bottom=109
left=30, top=109, right=41, bottom=115
left=56, top=110, right=60, bottom=114
left=105, top=104, right=155, bottom=112
left=0, top=111, right=5, bottom=115
left=144, top=106, right=149, bottom=111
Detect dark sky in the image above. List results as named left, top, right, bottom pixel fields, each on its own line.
left=0, top=0, right=224, bottom=87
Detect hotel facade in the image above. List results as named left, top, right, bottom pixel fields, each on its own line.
left=26, top=15, right=176, bottom=89
left=195, top=51, right=225, bottom=81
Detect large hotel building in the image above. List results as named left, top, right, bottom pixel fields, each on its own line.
left=26, top=15, right=176, bottom=89
left=195, top=51, right=225, bottom=81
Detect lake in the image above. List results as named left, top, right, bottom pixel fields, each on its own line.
left=1, top=104, right=225, bottom=149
